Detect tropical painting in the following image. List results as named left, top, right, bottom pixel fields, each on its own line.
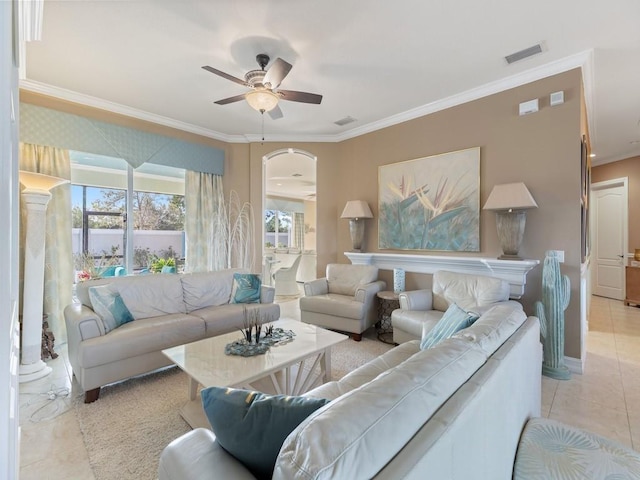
left=378, top=147, right=480, bottom=252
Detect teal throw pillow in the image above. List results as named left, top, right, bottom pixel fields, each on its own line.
left=230, top=273, right=261, bottom=304
left=88, top=285, right=134, bottom=333
left=420, top=303, right=480, bottom=350
left=201, top=386, right=329, bottom=479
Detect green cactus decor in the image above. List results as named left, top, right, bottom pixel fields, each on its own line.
left=535, top=250, right=571, bottom=380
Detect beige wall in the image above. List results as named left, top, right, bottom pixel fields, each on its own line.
left=20, top=68, right=586, bottom=359
left=592, top=155, right=640, bottom=250
left=334, top=69, right=584, bottom=357
left=244, top=70, right=583, bottom=357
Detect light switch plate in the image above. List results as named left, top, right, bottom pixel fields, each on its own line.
left=550, top=91, right=565, bottom=106
left=551, top=250, right=565, bottom=263
left=519, top=98, right=539, bottom=116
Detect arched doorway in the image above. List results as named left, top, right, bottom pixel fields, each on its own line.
left=262, top=149, right=317, bottom=290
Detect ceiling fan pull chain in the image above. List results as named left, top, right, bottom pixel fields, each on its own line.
left=261, top=110, right=265, bottom=143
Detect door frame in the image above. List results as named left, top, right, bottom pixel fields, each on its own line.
left=590, top=177, right=629, bottom=299
left=261, top=148, right=317, bottom=280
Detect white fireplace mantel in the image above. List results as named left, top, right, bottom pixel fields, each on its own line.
left=344, top=252, right=540, bottom=299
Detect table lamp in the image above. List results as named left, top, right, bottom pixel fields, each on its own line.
left=341, top=200, right=373, bottom=252
left=483, top=182, right=537, bottom=260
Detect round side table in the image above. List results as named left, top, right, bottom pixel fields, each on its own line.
left=376, top=290, right=400, bottom=345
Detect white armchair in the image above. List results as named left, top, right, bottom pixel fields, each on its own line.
left=300, top=264, right=386, bottom=341
left=391, top=270, right=521, bottom=344
left=272, top=255, right=302, bottom=296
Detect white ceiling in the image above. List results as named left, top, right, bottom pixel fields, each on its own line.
left=265, top=151, right=316, bottom=200
left=22, top=0, right=640, bottom=166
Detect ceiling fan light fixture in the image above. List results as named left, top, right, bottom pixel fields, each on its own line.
left=245, top=89, right=279, bottom=112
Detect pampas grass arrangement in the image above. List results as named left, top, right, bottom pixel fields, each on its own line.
left=212, top=190, right=255, bottom=271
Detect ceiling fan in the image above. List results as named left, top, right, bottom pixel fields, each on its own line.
left=202, top=54, right=323, bottom=119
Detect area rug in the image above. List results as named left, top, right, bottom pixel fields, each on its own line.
left=74, top=328, right=394, bottom=480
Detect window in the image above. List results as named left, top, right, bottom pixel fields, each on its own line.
left=265, top=209, right=292, bottom=248
left=71, top=151, right=185, bottom=277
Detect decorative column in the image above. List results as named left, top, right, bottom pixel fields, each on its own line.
left=19, top=171, right=69, bottom=383
left=535, top=250, right=571, bottom=380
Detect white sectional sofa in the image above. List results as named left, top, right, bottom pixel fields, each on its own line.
left=64, top=269, right=279, bottom=403
left=158, top=302, right=542, bottom=480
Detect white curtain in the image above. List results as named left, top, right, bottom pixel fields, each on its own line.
left=19, top=143, right=73, bottom=344
left=184, top=171, right=223, bottom=272
left=293, top=212, right=305, bottom=250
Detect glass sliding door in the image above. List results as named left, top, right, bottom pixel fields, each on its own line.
left=71, top=151, right=185, bottom=278
left=132, top=163, right=185, bottom=273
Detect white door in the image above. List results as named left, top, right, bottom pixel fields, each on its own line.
left=592, top=180, right=628, bottom=299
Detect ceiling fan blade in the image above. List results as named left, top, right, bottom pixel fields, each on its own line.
left=268, top=105, right=284, bottom=120
left=278, top=89, right=323, bottom=104
left=263, top=58, right=292, bottom=89
left=214, top=93, right=246, bottom=105
left=202, top=65, right=249, bottom=87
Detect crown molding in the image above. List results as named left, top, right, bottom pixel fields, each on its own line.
left=333, top=50, right=595, bottom=142
left=592, top=148, right=640, bottom=167
left=20, top=50, right=594, bottom=145
left=242, top=133, right=337, bottom=143
left=18, top=79, right=248, bottom=143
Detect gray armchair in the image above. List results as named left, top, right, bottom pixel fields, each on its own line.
left=300, top=264, right=385, bottom=341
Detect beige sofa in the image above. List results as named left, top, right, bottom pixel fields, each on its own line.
left=300, top=264, right=385, bottom=341
left=392, top=270, right=519, bottom=344
left=158, top=303, right=542, bottom=479
left=64, top=269, right=279, bottom=403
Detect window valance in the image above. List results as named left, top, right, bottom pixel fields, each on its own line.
left=20, top=103, right=224, bottom=175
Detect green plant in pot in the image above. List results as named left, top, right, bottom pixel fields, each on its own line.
left=150, top=256, right=176, bottom=273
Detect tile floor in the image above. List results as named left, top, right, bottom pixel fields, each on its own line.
left=18, top=295, right=640, bottom=479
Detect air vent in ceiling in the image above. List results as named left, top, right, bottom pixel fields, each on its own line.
left=505, top=44, right=543, bottom=64
left=334, top=116, right=357, bottom=126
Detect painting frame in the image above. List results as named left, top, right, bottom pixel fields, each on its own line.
left=378, top=147, right=480, bottom=252
left=580, top=135, right=590, bottom=263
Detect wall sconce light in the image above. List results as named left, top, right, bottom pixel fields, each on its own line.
left=341, top=200, right=373, bottom=252
left=19, top=171, right=69, bottom=383
left=483, top=182, right=537, bottom=260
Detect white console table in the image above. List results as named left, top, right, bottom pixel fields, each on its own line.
left=344, top=252, right=539, bottom=299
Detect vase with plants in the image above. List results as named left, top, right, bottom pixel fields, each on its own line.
left=73, top=247, right=122, bottom=281
left=150, top=256, right=176, bottom=273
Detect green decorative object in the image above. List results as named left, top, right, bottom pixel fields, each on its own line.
left=535, top=250, right=571, bottom=380
left=224, top=328, right=296, bottom=357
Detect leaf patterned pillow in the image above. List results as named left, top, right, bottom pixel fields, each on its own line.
left=230, top=273, right=261, bottom=304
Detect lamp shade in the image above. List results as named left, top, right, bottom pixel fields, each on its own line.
left=483, top=182, right=538, bottom=211
left=245, top=89, right=279, bottom=112
left=341, top=200, right=373, bottom=219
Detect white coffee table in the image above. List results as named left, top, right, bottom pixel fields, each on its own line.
left=162, top=318, right=348, bottom=428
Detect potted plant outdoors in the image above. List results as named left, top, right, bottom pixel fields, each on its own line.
left=73, top=246, right=123, bottom=281
left=150, top=256, right=176, bottom=274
